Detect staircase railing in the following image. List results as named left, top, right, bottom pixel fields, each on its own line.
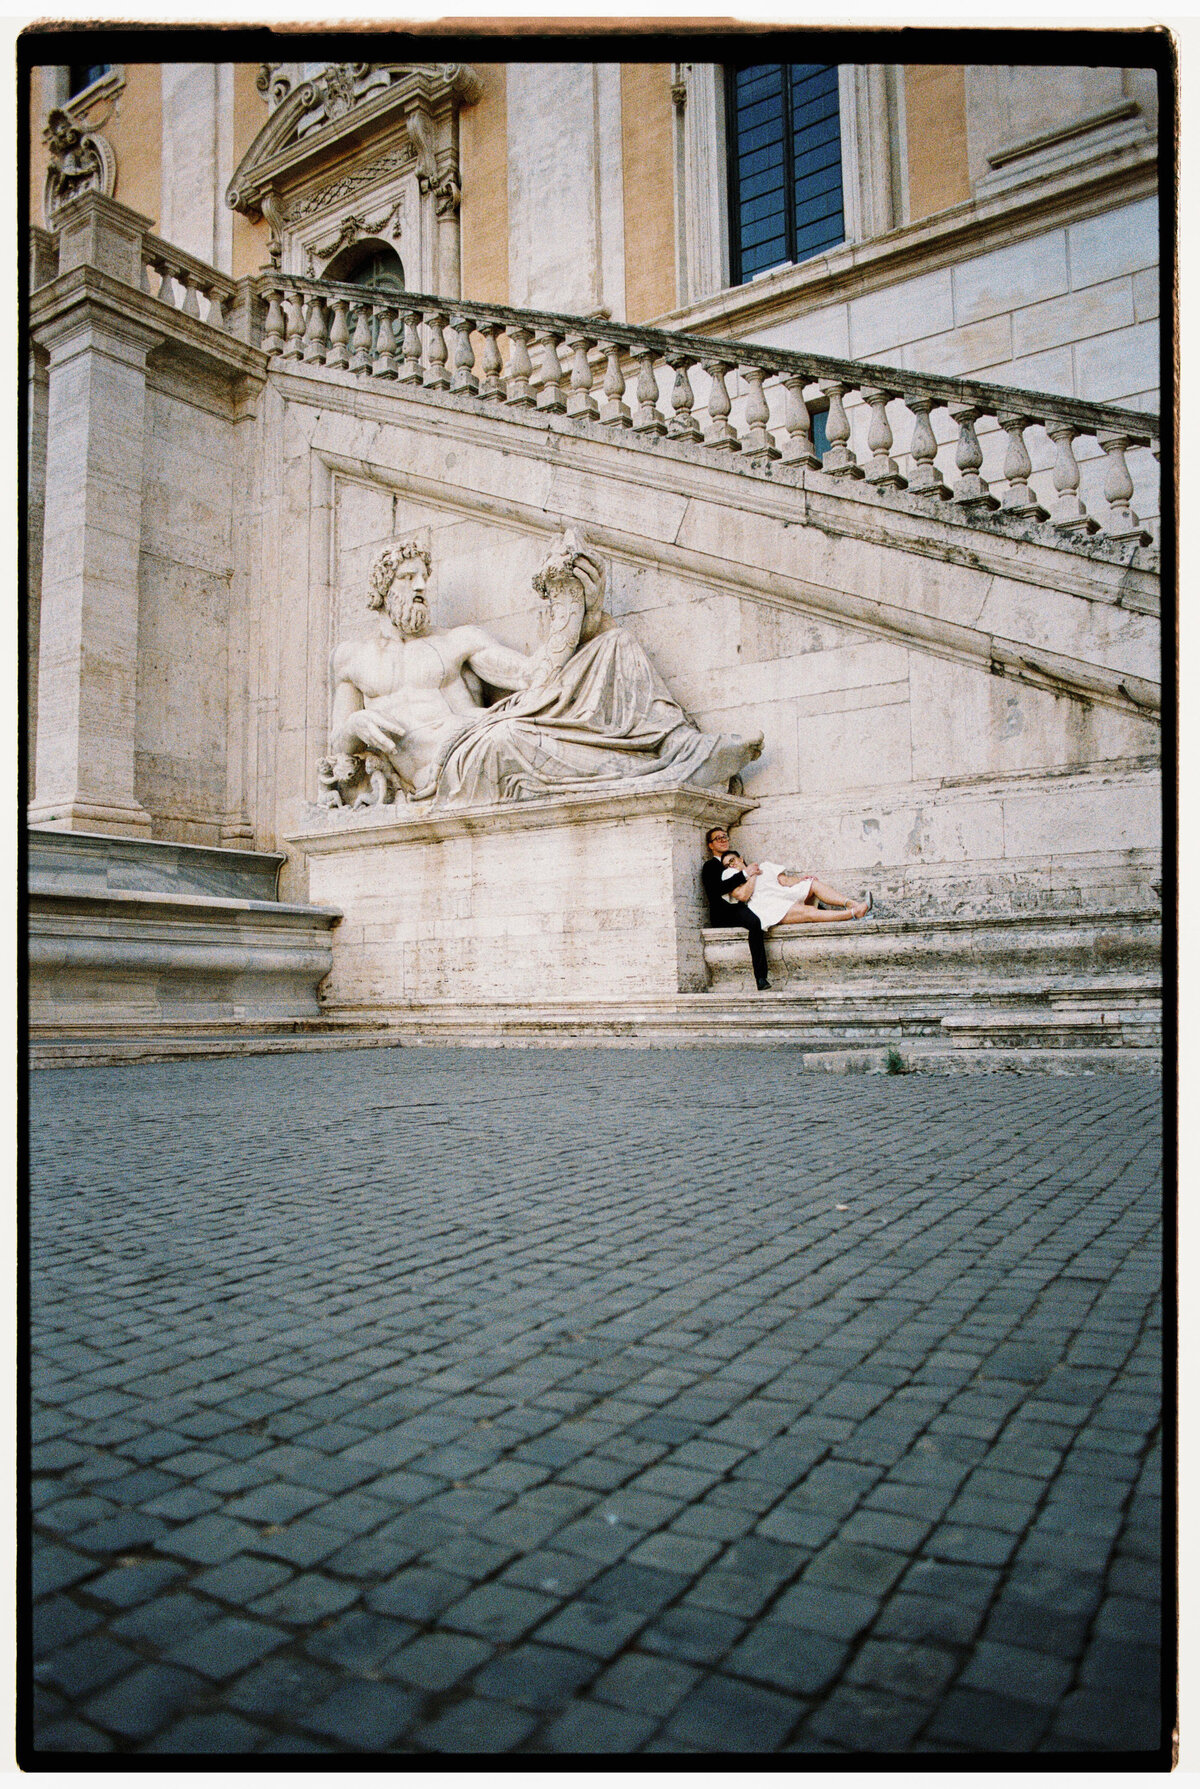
left=258, top=272, right=1161, bottom=549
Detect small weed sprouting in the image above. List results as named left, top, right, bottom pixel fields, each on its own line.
left=885, top=1047, right=906, bottom=1075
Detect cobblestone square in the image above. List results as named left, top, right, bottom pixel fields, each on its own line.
left=26, top=1049, right=1166, bottom=1759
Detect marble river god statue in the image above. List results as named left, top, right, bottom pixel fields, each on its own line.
left=321, top=531, right=762, bottom=812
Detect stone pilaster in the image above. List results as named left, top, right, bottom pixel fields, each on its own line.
left=28, top=301, right=162, bottom=835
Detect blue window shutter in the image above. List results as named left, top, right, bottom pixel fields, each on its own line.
left=728, top=63, right=845, bottom=285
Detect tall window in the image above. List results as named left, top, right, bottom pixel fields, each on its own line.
left=727, top=64, right=845, bottom=283
left=67, top=64, right=111, bottom=97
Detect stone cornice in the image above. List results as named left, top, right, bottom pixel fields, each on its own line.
left=288, top=785, right=756, bottom=854
left=29, top=264, right=270, bottom=387
left=226, top=63, right=482, bottom=221
left=653, top=141, right=1159, bottom=340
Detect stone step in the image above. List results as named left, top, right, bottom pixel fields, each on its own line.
left=30, top=990, right=1162, bottom=1071
left=704, top=907, right=1159, bottom=981
left=29, top=829, right=341, bottom=1030
left=28, top=826, right=285, bottom=903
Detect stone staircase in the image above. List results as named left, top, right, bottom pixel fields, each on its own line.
left=27, top=830, right=341, bottom=1056
left=31, top=902, right=1160, bottom=1073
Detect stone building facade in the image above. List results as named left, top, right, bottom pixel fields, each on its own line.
left=24, top=37, right=1165, bottom=1065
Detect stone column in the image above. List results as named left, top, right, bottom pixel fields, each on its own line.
left=28, top=295, right=162, bottom=836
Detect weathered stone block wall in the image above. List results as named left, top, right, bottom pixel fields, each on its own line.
left=134, top=375, right=238, bottom=844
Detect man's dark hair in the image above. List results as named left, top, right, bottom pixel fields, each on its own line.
left=705, top=826, right=729, bottom=846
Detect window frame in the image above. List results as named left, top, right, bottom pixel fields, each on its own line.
left=725, top=62, right=847, bottom=286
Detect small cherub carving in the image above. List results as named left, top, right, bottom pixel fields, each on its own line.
left=352, top=751, right=402, bottom=809
left=316, top=752, right=358, bottom=809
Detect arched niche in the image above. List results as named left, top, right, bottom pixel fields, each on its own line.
left=322, top=238, right=405, bottom=290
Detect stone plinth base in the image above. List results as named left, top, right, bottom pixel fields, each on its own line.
left=288, top=785, right=755, bottom=1007
left=28, top=829, right=339, bottom=1030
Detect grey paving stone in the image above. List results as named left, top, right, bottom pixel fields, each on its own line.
left=415, top=1695, right=538, bottom=1753
left=1047, top=1688, right=1163, bottom=1751
left=535, top=1600, right=647, bottom=1659
left=847, top=1637, right=960, bottom=1701
left=442, top=1581, right=558, bottom=1644
left=82, top=1662, right=208, bottom=1741
left=300, top=1677, right=421, bottom=1750
left=303, top=1609, right=418, bottom=1673
left=32, top=1716, right=116, bottom=1754
left=537, top=1698, right=659, bottom=1752
left=226, top=1654, right=342, bottom=1720
left=159, top=1513, right=260, bottom=1565
left=385, top=1631, right=493, bottom=1692
left=592, top=1650, right=700, bottom=1717
left=34, top=1632, right=141, bottom=1698
left=31, top=1595, right=104, bottom=1657
left=190, top=1555, right=292, bottom=1605
left=164, top=1614, right=290, bottom=1681
left=957, top=1640, right=1074, bottom=1707
left=247, top=1571, right=360, bottom=1625
left=640, top=1603, right=746, bottom=1665
left=925, top=1687, right=1053, bottom=1751
left=727, top=1621, right=849, bottom=1697
left=31, top=1544, right=101, bottom=1598
left=805, top=1683, right=931, bottom=1752
left=224, top=1482, right=328, bottom=1523
left=472, top=1641, right=597, bottom=1711
left=110, top=1591, right=221, bottom=1649
left=142, top=1710, right=271, bottom=1752
left=366, top=1567, right=473, bottom=1623
left=875, top=1591, right=984, bottom=1648
left=665, top=1671, right=804, bottom=1752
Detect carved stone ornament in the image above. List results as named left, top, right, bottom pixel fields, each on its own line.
left=319, top=531, right=763, bottom=814
left=43, top=106, right=116, bottom=230
left=227, top=62, right=482, bottom=264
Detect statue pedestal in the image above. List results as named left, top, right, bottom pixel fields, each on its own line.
left=287, top=785, right=756, bottom=1008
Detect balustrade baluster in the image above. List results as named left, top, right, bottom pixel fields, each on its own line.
left=1098, top=432, right=1152, bottom=542
left=504, top=325, right=536, bottom=406
left=349, top=301, right=374, bottom=375
left=282, top=288, right=305, bottom=358
left=477, top=321, right=505, bottom=400
left=632, top=348, right=667, bottom=435
left=139, top=256, right=154, bottom=297
left=325, top=297, right=351, bottom=369
left=302, top=294, right=328, bottom=364
left=262, top=285, right=286, bottom=355
left=778, top=373, right=818, bottom=467
left=203, top=286, right=229, bottom=331
left=997, top=414, right=1048, bottom=520
left=153, top=260, right=178, bottom=307
left=819, top=381, right=861, bottom=477
left=904, top=395, right=949, bottom=498
left=862, top=388, right=907, bottom=489
left=667, top=356, right=702, bottom=441
left=1047, top=422, right=1098, bottom=533
left=424, top=312, right=450, bottom=389
left=565, top=334, right=599, bottom=420
left=179, top=273, right=201, bottom=318
left=702, top=360, right=739, bottom=451
left=373, top=304, right=399, bottom=379
left=950, top=406, right=999, bottom=510
left=598, top=343, right=631, bottom=427
left=449, top=315, right=479, bottom=394
left=741, top=367, right=780, bottom=463
left=399, top=310, right=424, bottom=383
left=535, top=330, right=568, bottom=412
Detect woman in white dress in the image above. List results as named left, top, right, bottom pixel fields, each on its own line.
left=720, top=851, right=872, bottom=927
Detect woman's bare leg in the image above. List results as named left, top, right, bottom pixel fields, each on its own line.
left=776, top=896, right=868, bottom=924
left=805, top=877, right=859, bottom=909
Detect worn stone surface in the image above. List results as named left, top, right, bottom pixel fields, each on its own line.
left=27, top=1049, right=1165, bottom=1759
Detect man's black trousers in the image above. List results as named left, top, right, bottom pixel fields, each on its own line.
left=707, top=905, right=769, bottom=985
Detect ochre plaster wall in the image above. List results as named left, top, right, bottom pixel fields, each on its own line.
left=904, top=65, right=971, bottom=222
left=231, top=62, right=270, bottom=279
left=460, top=63, right=509, bottom=305
left=28, top=63, right=163, bottom=229
left=621, top=63, right=676, bottom=322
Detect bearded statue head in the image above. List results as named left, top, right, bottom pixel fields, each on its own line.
left=367, top=536, right=433, bottom=637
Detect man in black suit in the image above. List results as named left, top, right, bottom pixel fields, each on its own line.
left=701, top=824, right=771, bottom=991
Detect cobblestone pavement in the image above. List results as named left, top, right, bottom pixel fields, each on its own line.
left=26, top=1049, right=1166, bottom=1760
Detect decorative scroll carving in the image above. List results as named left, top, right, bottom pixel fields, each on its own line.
left=43, top=108, right=116, bottom=230
left=284, top=148, right=412, bottom=225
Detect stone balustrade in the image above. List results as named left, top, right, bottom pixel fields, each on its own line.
left=140, top=231, right=240, bottom=332
left=259, top=273, right=1161, bottom=551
